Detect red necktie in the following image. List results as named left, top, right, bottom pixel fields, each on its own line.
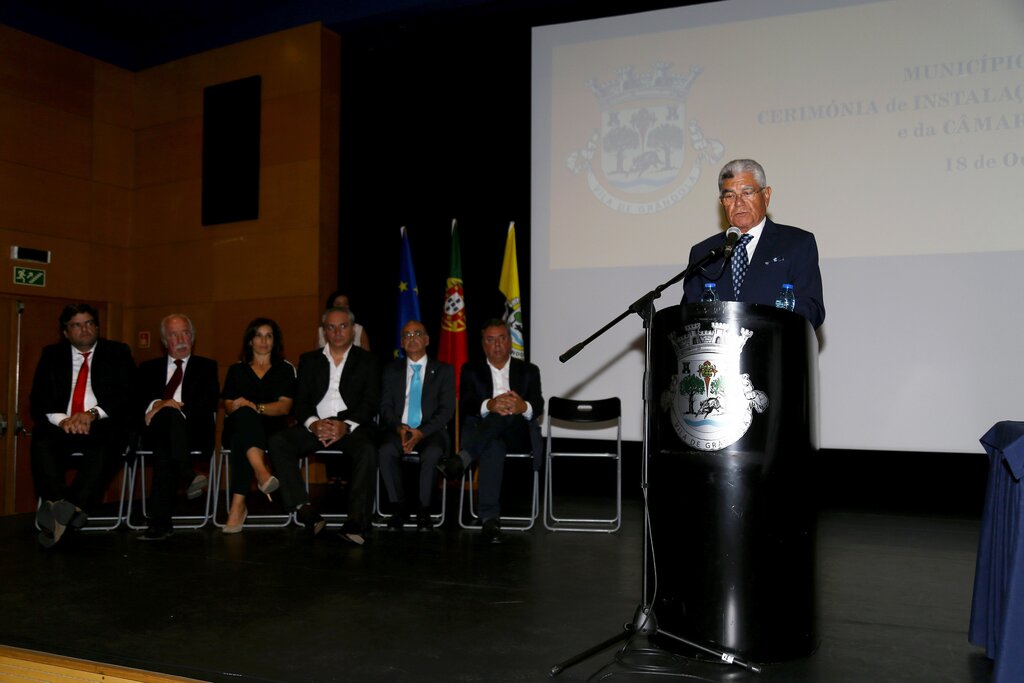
left=163, top=359, right=184, bottom=400
left=71, top=351, right=91, bottom=415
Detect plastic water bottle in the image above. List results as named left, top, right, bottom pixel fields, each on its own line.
left=775, top=283, right=795, bottom=311
left=701, top=282, right=719, bottom=302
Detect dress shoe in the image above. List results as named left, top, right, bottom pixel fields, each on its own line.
left=36, top=501, right=55, bottom=533
left=481, top=518, right=504, bottom=544
left=47, top=500, right=85, bottom=543
left=222, top=508, right=248, bottom=534
left=436, top=454, right=465, bottom=480
left=69, top=510, right=89, bottom=529
left=52, top=500, right=82, bottom=527
left=258, top=475, right=280, bottom=500
left=338, top=521, right=367, bottom=546
left=416, top=511, right=435, bottom=531
left=37, top=502, right=59, bottom=548
left=385, top=513, right=409, bottom=530
left=186, top=474, right=209, bottom=500
left=296, top=504, right=326, bottom=538
left=139, top=525, right=173, bottom=541
left=38, top=500, right=70, bottom=546
left=37, top=530, right=57, bottom=549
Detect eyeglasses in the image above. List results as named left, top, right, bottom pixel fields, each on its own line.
left=323, top=323, right=351, bottom=332
left=720, top=187, right=764, bottom=204
left=402, top=330, right=425, bottom=339
left=67, top=320, right=97, bottom=331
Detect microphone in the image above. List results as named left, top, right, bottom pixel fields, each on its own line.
left=722, top=226, right=742, bottom=261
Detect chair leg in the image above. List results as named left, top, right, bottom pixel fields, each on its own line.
left=126, top=452, right=216, bottom=530
left=543, top=453, right=622, bottom=533
left=458, top=457, right=538, bottom=531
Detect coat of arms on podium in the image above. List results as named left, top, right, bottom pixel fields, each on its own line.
left=661, top=321, right=769, bottom=451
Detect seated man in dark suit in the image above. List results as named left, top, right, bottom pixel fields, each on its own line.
left=437, top=318, right=544, bottom=544
left=268, top=307, right=380, bottom=545
left=379, top=319, right=455, bottom=530
left=136, top=313, right=219, bottom=541
left=681, top=158, right=825, bottom=329
left=30, top=303, right=136, bottom=548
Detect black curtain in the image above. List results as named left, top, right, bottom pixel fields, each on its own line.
left=336, top=14, right=531, bottom=367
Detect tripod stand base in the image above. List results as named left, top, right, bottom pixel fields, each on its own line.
left=549, top=621, right=636, bottom=676
left=550, top=605, right=658, bottom=676
left=550, top=606, right=761, bottom=677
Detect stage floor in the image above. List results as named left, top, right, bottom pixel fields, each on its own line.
left=0, top=499, right=993, bottom=683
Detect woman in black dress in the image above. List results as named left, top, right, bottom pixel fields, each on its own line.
left=221, top=318, right=296, bottom=533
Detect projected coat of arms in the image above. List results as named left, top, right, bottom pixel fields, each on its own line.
left=566, top=63, right=724, bottom=214
left=661, top=322, right=769, bottom=451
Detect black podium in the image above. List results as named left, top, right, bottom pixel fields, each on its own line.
left=646, top=302, right=819, bottom=663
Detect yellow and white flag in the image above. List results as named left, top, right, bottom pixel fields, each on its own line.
left=499, top=221, right=525, bottom=360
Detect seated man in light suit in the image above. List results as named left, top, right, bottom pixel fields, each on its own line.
left=379, top=319, right=455, bottom=531
left=268, top=307, right=380, bottom=546
left=437, top=318, right=543, bottom=544
left=681, top=158, right=825, bottom=329
left=30, top=303, right=136, bottom=548
left=136, top=314, right=219, bottom=541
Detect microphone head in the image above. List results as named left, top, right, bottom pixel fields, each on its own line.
left=722, top=226, right=742, bottom=260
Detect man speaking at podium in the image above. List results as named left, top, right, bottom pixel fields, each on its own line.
left=682, top=159, right=825, bottom=330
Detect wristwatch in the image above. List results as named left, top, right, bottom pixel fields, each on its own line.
left=257, top=403, right=266, bottom=415
left=87, top=407, right=100, bottom=419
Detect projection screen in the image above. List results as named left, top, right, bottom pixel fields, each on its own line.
left=531, top=0, right=1024, bottom=452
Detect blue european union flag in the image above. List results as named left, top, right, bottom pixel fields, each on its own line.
left=395, top=226, right=421, bottom=358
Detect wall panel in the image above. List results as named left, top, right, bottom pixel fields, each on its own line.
left=0, top=162, right=93, bottom=236
left=135, top=118, right=201, bottom=189
left=92, top=61, right=134, bottom=128
left=93, top=121, right=134, bottom=189
left=0, top=26, right=93, bottom=117
left=0, top=92, right=92, bottom=178
left=258, top=159, right=321, bottom=230
left=132, top=178, right=203, bottom=244
left=131, top=241, right=215, bottom=306
left=90, top=183, right=132, bottom=246
left=211, top=226, right=319, bottom=301
left=261, top=90, right=320, bottom=166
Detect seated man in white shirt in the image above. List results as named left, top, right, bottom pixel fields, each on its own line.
left=437, top=319, right=544, bottom=544
left=268, top=307, right=380, bottom=545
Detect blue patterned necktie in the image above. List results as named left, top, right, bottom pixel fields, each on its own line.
left=407, top=364, right=423, bottom=428
left=731, top=234, right=754, bottom=298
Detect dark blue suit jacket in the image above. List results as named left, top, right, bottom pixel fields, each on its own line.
left=681, top=218, right=825, bottom=329
left=380, top=356, right=455, bottom=451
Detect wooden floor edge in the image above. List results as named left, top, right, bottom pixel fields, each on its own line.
left=0, top=644, right=208, bottom=683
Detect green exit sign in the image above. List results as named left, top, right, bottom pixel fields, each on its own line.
left=13, top=266, right=46, bottom=287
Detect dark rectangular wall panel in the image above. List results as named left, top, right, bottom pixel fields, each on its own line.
left=202, top=75, right=261, bottom=225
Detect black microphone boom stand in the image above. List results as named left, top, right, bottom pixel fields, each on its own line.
left=550, top=247, right=761, bottom=677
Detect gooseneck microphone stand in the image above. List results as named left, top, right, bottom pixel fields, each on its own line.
left=550, top=245, right=762, bottom=677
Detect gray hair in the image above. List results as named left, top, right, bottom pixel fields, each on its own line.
left=159, top=313, right=195, bottom=346
left=321, top=306, right=354, bottom=326
left=718, top=159, right=767, bottom=192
